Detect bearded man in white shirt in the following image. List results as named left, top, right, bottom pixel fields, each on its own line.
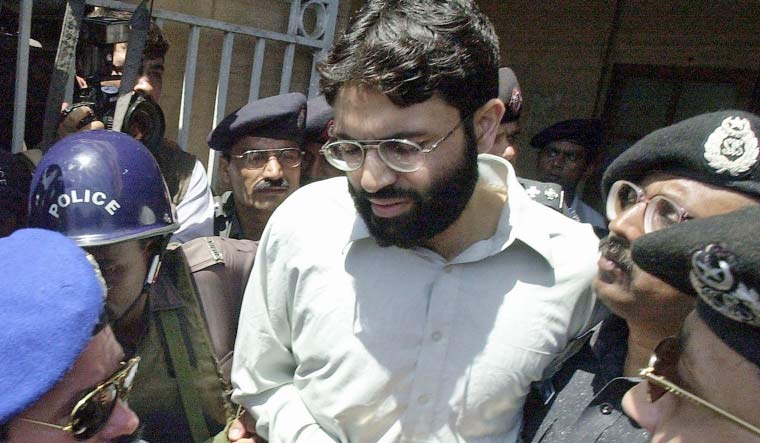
left=229, top=1, right=599, bottom=442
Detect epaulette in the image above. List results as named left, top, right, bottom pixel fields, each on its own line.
left=517, top=177, right=565, bottom=212
left=182, top=237, right=226, bottom=272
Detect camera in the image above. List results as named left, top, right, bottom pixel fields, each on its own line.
left=71, top=16, right=165, bottom=150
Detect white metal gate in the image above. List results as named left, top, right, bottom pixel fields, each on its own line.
left=10, top=0, right=340, bottom=185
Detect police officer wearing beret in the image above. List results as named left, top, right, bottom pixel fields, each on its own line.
left=486, top=67, right=566, bottom=212
left=0, top=150, right=31, bottom=237
left=301, top=94, right=343, bottom=185
left=624, top=205, right=760, bottom=442
left=522, top=110, right=760, bottom=443
left=0, top=228, right=142, bottom=442
left=209, top=92, right=307, bottom=240
left=532, top=118, right=608, bottom=234
left=490, top=67, right=523, bottom=162
left=27, top=130, right=258, bottom=443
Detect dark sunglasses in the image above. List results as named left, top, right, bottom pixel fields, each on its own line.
left=640, top=337, right=760, bottom=436
left=19, top=356, right=140, bottom=440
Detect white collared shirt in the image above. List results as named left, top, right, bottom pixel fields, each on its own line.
left=232, top=155, right=599, bottom=443
left=170, top=159, right=214, bottom=243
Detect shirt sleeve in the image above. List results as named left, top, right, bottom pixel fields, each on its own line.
left=170, top=160, right=214, bottom=243
left=231, top=220, right=337, bottom=443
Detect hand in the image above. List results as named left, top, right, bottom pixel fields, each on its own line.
left=57, top=104, right=105, bottom=139
left=228, top=411, right=265, bottom=443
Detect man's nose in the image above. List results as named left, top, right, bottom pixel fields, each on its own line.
left=621, top=381, right=662, bottom=434
left=134, top=76, right=155, bottom=101
left=359, top=149, right=397, bottom=194
left=608, top=200, right=646, bottom=241
left=262, top=156, right=284, bottom=179
left=551, top=152, right=566, bottom=166
left=97, top=399, right=140, bottom=440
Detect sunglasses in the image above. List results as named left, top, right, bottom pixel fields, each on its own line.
left=606, top=180, right=691, bottom=233
left=230, top=148, right=303, bottom=169
left=320, top=114, right=472, bottom=173
left=640, top=337, right=760, bottom=436
left=19, top=356, right=140, bottom=440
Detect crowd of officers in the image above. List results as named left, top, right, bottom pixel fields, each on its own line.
left=1, top=1, right=760, bottom=443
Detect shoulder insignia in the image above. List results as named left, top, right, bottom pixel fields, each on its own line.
left=508, top=86, right=523, bottom=116
left=704, top=116, right=759, bottom=176
left=517, top=177, right=565, bottom=211
left=182, top=236, right=226, bottom=272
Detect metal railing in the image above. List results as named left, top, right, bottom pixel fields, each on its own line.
left=11, top=0, right=340, bottom=186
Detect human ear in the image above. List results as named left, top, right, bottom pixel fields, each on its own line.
left=219, top=156, right=232, bottom=185
left=473, top=98, right=505, bottom=154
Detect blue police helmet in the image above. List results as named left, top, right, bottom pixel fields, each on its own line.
left=28, top=130, right=178, bottom=246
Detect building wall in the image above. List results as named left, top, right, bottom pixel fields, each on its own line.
left=349, top=0, right=760, bottom=177
left=119, top=0, right=355, bottom=165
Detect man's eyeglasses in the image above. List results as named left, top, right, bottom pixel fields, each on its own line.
left=231, top=148, right=303, bottom=169
left=640, top=337, right=760, bottom=436
left=606, top=180, right=691, bottom=233
left=19, top=356, right=140, bottom=440
left=320, top=114, right=471, bottom=173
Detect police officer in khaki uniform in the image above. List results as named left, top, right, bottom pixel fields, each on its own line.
left=27, top=130, right=257, bottom=443
left=209, top=93, right=306, bottom=240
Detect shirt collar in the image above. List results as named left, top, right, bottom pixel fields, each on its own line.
left=347, top=155, right=558, bottom=266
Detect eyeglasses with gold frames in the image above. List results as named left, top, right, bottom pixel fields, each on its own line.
left=19, top=356, right=140, bottom=440
left=320, top=113, right=473, bottom=173
left=641, top=336, right=760, bottom=437
left=231, top=148, right=304, bottom=169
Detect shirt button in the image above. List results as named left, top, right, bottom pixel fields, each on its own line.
left=599, top=403, right=613, bottom=415
left=418, top=394, right=430, bottom=405
left=431, top=331, right=443, bottom=342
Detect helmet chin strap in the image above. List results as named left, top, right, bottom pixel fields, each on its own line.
left=110, top=233, right=172, bottom=324
left=144, top=254, right=162, bottom=290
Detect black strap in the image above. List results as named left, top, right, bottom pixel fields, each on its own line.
left=112, top=0, right=150, bottom=132
left=40, top=0, right=86, bottom=151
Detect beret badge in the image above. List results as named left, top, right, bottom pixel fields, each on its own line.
left=690, top=243, right=760, bottom=327
left=508, top=87, right=522, bottom=116
left=703, top=116, right=759, bottom=176
left=297, top=107, right=307, bottom=130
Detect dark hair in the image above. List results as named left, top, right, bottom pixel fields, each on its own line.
left=88, top=8, right=170, bottom=59
left=317, top=0, right=500, bottom=118
left=0, top=423, right=8, bottom=441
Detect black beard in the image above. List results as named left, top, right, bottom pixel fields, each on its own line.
left=349, top=140, right=479, bottom=249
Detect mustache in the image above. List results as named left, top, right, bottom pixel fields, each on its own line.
left=254, top=178, right=290, bottom=190
left=599, top=234, right=635, bottom=274
left=351, top=185, right=419, bottom=201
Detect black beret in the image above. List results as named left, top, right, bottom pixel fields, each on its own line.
left=603, top=110, right=760, bottom=199
left=632, top=205, right=760, bottom=369
left=498, top=67, right=522, bottom=123
left=305, top=95, right=333, bottom=145
left=208, top=92, right=307, bottom=152
left=530, top=118, right=603, bottom=155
